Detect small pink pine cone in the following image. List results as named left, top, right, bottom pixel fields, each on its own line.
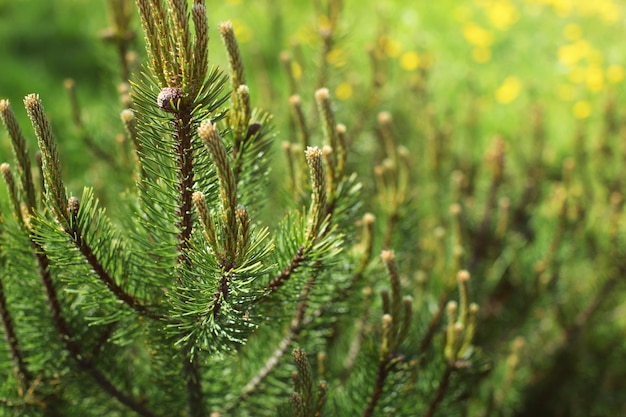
left=157, top=87, right=183, bottom=113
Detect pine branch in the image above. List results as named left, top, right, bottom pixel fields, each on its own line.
left=65, top=196, right=160, bottom=319
left=173, top=108, right=195, bottom=265
left=291, top=348, right=326, bottom=417
left=169, top=0, right=192, bottom=87
left=266, top=245, right=306, bottom=293
left=263, top=146, right=331, bottom=297
left=361, top=251, right=413, bottom=416
left=0, top=99, right=37, bottom=211
left=23, top=94, right=68, bottom=223
left=183, top=353, right=205, bottom=417
left=1, top=164, right=24, bottom=228
left=219, top=21, right=246, bottom=92
left=226, top=273, right=319, bottom=413
left=17, top=95, right=158, bottom=320
left=421, top=366, right=455, bottom=417
left=361, top=313, right=402, bottom=417
left=4, top=94, right=162, bottom=407
left=198, top=119, right=238, bottom=268
left=0, top=266, right=33, bottom=393
left=32, top=237, right=159, bottom=417
left=191, top=2, right=209, bottom=90
left=211, top=271, right=230, bottom=319
left=361, top=354, right=392, bottom=417
left=135, top=0, right=166, bottom=85
left=418, top=292, right=448, bottom=355
left=314, top=89, right=339, bottom=176
left=300, top=212, right=376, bottom=363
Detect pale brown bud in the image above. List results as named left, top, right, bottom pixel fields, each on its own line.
left=363, top=213, right=375, bottom=225
left=157, top=87, right=183, bottom=112
left=377, top=111, right=392, bottom=125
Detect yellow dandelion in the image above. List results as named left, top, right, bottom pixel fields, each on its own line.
left=495, top=76, right=522, bottom=104
left=463, top=22, right=494, bottom=48
left=563, top=23, right=582, bottom=41
left=291, top=61, right=302, bottom=81
left=318, top=14, right=332, bottom=32
left=558, top=40, right=592, bottom=67
left=335, top=82, right=353, bottom=101
left=552, top=0, right=573, bottom=17
left=585, top=65, right=604, bottom=93
left=573, top=100, right=592, bottom=119
left=326, top=48, right=347, bottom=68
left=296, top=26, right=318, bottom=48
left=400, top=51, right=420, bottom=71
left=607, top=65, right=625, bottom=84
left=472, top=47, right=492, bottom=63
left=577, top=3, right=595, bottom=17
left=383, top=38, right=403, bottom=58
left=487, top=1, right=520, bottom=31
left=557, top=44, right=577, bottom=67
left=598, top=2, right=621, bottom=24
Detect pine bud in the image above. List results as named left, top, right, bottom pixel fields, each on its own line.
left=68, top=196, right=80, bottom=220
left=157, top=87, right=183, bottom=113
left=245, top=122, right=262, bottom=140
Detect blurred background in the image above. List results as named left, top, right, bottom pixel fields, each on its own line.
left=1, top=0, right=625, bottom=158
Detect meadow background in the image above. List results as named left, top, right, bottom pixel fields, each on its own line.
left=2, top=0, right=625, bottom=166
left=1, top=0, right=626, bottom=415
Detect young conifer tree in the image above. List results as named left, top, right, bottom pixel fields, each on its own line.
left=0, top=1, right=488, bottom=416
left=7, top=0, right=626, bottom=416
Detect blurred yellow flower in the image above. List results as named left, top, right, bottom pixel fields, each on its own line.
left=463, top=22, right=494, bottom=48
left=326, top=48, right=347, bottom=68
left=607, top=65, right=625, bottom=84
left=563, top=23, right=582, bottom=41
left=226, top=0, right=242, bottom=4
left=528, top=0, right=622, bottom=22
left=573, top=100, right=592, bottom=119
left=335, top=82, right=353, bottom=101
left=585, top=65, right=604, bottom=93
left=291, top=62, right=302, bottom=81
left=400, top=51, right=420, bottom=71
left=318, top=15, right=332, bottom=32
left=472, top=47, right=492, bottom=63
left=495, top=76, right=522, bottom=104
left=296, top=25, right=318, bottom=48
left=487, top=1, right=520, bottom=31
left=231, top=19, right=252, bottom=43
left=597, top=1, right=621, bottom=23
left=558, top=40, right=591, bottom=67
left=552, top=0, right=573, bottom=17
left=383, top=38, right=403, bottom=58
left=557, top=44, right=577, bottom=67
